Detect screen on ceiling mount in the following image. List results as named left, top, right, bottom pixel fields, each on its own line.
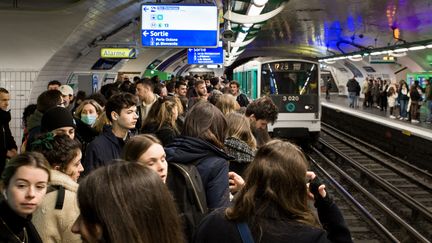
left=141, top=4, right=218, bottom=48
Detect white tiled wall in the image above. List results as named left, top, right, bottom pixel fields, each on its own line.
left=0, top=71, right=38, bottom=150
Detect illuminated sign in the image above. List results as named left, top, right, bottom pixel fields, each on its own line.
left=101, top=48, right=137, bottom=59
left=187, top=47, right=223, bottom=64
left=141, top=4, right=218, bottom=47
left=369, top=55, right=396, bottom=64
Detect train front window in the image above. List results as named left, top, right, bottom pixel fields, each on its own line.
left=261, top=61, right=319, bottom=96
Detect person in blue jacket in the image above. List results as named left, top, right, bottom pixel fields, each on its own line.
left=165, top=102, right=232, bottom=210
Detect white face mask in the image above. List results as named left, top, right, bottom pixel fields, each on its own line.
left=81, top=114, right=97, bottom=126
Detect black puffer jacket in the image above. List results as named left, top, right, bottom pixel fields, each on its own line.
left=0, top=109, right=17, bottom=171
left=165, top=136, right=233, bottom=210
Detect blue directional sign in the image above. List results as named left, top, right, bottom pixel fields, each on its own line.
left=141, top=4, right=218, bottom=48
left=187, top=47, right=224, bottom=64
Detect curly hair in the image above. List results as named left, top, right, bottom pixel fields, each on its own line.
left=31, top=133, right=81, bottom=171
left=245, top=96, right=278, bottom=124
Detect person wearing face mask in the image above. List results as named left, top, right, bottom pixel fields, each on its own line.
left=0, top=152, right=51, bottom=243
left=73, top=99, right=103, bottom=154
left=31, top=133, right=84, bottom=243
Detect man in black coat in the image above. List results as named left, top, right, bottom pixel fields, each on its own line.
left=0, top=88, right=17, bottom=175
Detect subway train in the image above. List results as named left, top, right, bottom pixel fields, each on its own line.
left=233, top=57, right=321, bottom=142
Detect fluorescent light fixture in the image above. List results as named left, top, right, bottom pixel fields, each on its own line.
left=394, top=48, right=408, bottom=52
left=427, top=44, right=432, bottom=48
left=352, top=54, right=362, bottom=58
left=408, top=45, right=426, bottom=51
left=389, top=51, right=407, bottom=57
left=371, top=51, right=384, bottom=56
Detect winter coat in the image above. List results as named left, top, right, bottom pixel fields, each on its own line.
left=387, top=92, right=398, bottom=108
left=32, top=170, right=81, bottom=243
left=74, top=118, right=99, bottom=154
left=83, top=126, right=126, bottom=175
left=236, top=93, right=250, bottom=107
left=346, top=79, right=359, bottom=93
left=142, top=122, right=179, bottom=146
left=224, top=137, right=255, bottom=176
left=0, top=109, right=17, bottom=169
left=26, top=110, right=43, bottom=151
left=398, top=86, right=409, bottom=101
left=165, top=136, right=233, bottom=210
left=193, top=199, right=352, bottom=243
left=0, top=200, right=43, bottom=243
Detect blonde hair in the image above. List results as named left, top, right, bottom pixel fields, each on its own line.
left=216, top=94, right=239, bottom=115
left=225, top=113, right=256, bottom=149
left=73, top=99, right=103, bottom=119
left=93, top=112, right=111, bottom=133
left=156, top=97, right=179, bottom=133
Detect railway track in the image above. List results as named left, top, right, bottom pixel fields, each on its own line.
left=307, top=123, right=432, bottom=242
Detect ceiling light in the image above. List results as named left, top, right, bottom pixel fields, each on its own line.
left=394, top=48, right=408, bottom=52
left=408, top=45, right=426, bottom=51
left=389, top=52, right=407, bottom=57
left=371, top=51, right=384, bottom=56
left=427, top=44, right=432, bottom=48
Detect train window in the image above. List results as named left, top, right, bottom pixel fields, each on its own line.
left=261, top=62, right=318, bottom=95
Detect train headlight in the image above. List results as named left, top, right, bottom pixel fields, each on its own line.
left=304, top=105, right=314, bottom=110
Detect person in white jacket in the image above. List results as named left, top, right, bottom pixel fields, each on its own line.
left=387, top=85, right=399, bottom=119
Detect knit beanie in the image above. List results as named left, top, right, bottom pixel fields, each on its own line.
left=41, top=107, right=76, bottom=132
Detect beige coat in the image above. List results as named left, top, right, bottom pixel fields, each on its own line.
left=32, top=170, right=81, bottom=243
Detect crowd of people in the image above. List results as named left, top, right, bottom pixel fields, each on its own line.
left=345, top=76, right=432, bottom=124
left=0, top=75, right=352, bottom=242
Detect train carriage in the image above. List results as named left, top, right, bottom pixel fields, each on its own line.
left=233, top=57, right=321, bottom=142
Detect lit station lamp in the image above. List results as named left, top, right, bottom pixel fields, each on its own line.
left=319, top=39, right=432, bottom=64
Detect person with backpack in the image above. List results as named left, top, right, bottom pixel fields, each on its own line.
left=193, top=140, right=352, bottom=243
left=31, top=133, right=84, bottom=243
left=165, top=102, right=233, bottom=240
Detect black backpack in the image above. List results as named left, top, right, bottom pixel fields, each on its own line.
left=167, top=162, right=208, bottom=241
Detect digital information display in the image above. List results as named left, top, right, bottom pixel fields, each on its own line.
left=141, top=4, right=218, bottom=48
left=187, top=47, right=223, bottom=64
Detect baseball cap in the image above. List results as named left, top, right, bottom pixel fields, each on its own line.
left=59, top=85, right=74, bottom=96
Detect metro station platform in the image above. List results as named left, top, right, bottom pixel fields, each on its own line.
left=320, top=94, right=432, bottom=172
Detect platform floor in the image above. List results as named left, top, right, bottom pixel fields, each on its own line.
left=322, top=94, right=432, bottom=130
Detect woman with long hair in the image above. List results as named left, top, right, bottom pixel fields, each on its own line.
left=194, top=140, right=352, bottom=243
left=215, top=94, right=239, bottom=115
left=224, top=112, right=256, bottom=177
left=71, top=162, right=184, bottom=243
left=165, top=102, right=232, bottom=210
left=122, top=134, right=168, bottom=183
left=31, top=133, right=84, bottom=243
left=142, top=97, right=182, bottom=146
left=0, top=152, right=50, bottom=243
